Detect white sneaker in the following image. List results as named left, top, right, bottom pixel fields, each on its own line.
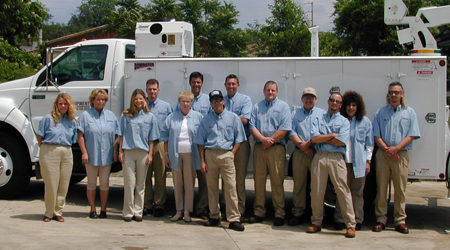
left=171, top=212, right=182, bottom=222
left=184, top=211, right=192, bottom=222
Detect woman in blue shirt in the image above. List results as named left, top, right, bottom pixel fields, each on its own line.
left=335, top=91, right=374, bottom=230
left=78, top=89, right=119, bottom=219
left=118, top=89, right=159, bottom=222
left=37, top=93, right=77, bottom=222
left=161, top=91, right=203, bottom=222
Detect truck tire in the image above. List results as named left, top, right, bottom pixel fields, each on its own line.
left=0, top=133, right=31, bottom=199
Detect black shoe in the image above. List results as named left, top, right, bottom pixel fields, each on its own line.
left=204, top=218, right=221, bottom=227
left=99, top=211, right=107, bottom=219
left=273, top=217, right=285, bottom=226
left=143, top=207, right=152, bottom=216
left=248, top=215, right=264, bottom=224
left=356, top=223, right=362, bottom=231
left=133, top=216, right=143, bottom=222
left=228, top=221, right=245, bottom=231
left=123, top=217, right=132, bottom=222
left=89, top=211, right=98, bottom=219
left=197, top=211, right=209, bottom=220
left=335, top=222, right=346, bottom=230
left=288, top=216, right=302, bottom=226
left=153, top=208, right=164, bottom=217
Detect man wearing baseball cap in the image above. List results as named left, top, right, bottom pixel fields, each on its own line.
left=288, top=87, right=326, bottom=226
left=194, top=90, right=246, bottom=231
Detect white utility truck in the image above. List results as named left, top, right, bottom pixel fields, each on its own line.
left=0, top=0, right=449, bottom=200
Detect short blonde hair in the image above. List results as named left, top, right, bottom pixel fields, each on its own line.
left=89, top=89, right=109, bottom=107
left=178, top=91, right=194, bottom=103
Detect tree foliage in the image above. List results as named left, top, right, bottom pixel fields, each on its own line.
left=248, top=0, right=310, bottom=57
left=67, top=0, right=116, bottom=33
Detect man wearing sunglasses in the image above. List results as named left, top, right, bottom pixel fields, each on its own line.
left=307, top=92, right=357, bottom=238
left=194, top=90, right=246, bottom=231
left=372, top=82, right=420, bottom=234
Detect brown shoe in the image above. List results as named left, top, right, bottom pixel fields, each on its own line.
left=307, top=224, right=322, bottom=233
left=372, top=222, right=385, bottom=232
left=345, top=227, right=356, bottom=238
left=395, top=224, right=409, bottom=234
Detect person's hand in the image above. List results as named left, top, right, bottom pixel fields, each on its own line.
left=365, top=162, right=371, bottom=175
left=305, top=148, right=315, bottom=157
left=201, top=161, right=208, bottom=173
left=165, top=154, right=171, bottom=168
left=118, top=152, right=124, bottom=164
left=299, top=141, right=309, bottom=151
left=146, top=154, right=153, bottom=165
left=81, top=152, right=89, bottom=164
left=261, top=137, right=274, bottom=149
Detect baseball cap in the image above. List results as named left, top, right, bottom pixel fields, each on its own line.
left=302, top=87, right=317, bottom=97
left=209, top=90, right=223, bottom=101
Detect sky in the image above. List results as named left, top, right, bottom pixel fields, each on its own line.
left=36, top=0, right=335, bottom=31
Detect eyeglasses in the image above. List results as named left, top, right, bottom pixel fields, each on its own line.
left=388, top=90, right=402, bottom=95
left=328, top=98, right=342, bottom=104
left=210, top=98, right=223, bottom=104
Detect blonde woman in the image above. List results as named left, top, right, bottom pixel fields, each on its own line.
left=78, top=89, right=119, bottom=219
left=118, top=89, right=159, bottom=222
left=37, top=93, right=77, bottom=222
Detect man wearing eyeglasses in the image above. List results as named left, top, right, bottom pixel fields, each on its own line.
left=194, top=90, right=246, bottom=231
left=307, top=92, right=357, bottom=238
left=372, top=82, right=420, bottom=234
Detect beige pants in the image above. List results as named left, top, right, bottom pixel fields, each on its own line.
left=291, top=148, right=314, bottom=217
left=253, top=143, right=286, bottom=218
left=144, top=141, right=166, bottom=209
left=375, top=150, right=409, bottom=226
left=311, top=151, right=356, bottom=228
left=85, top=163, right=111, bottom=191
left=122, top=148, right=149, bottom=218
left=39, top=144, right=73, bottom=218
left=205, top=149, right=240, bottom=222
left=234, top=140, right=250, bottom=215
left=173, top=153, right=196, bottom=212
left=335, top=163, right=366, bottom=224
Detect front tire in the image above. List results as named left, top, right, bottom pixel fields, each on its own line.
left=0, top=132, right=31, bottom=199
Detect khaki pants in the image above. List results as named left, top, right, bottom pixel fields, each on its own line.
left=234, top=140, right=250, bottom=215
left=335, top=163, right=366, bottom=224
left=122, top=148, right=149, bottom=218
left=291, top=148, right=314, bottom=217
left=144, top=141, right=166, bottom=209
left=85, top=163, right=111, bottom=191
left=173, top=153, right=196, bottom=212
left=39, top=144, right=73, bottom=218
left=375, top=150, right=409, bottom=226
left=311, top=151, right=356, bottom=228
left=253, top=143, right=286, bottom=218
left=205, top=149, right=240, bottom=222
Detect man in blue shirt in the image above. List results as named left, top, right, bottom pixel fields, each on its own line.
left=224, top=74, right=252, bottom=218
left=189, top=71, right=210, bottom=219
left=144, top=79, right=173, bottom=217
left=288, top=87, right=326, bottom=226
left=248, top=81, right=291, bottom=227
left=194, top=90, right=246, bottom=231
left=372, top=82, right=420, bottom=234
left=307, top=92, right=356, bottom=238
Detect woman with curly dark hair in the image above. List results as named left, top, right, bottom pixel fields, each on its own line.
left=334, top=91, right=374, bottom=231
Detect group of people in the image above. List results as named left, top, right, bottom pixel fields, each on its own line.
left=37, top=71, right=420, bottom=237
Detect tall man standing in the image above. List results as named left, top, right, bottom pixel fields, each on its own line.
left=223, top=74, right=252, bottom=217
left=248, top=81, right=291, bottom=227
left=194, top=90, right=246, bottom=231
left=189, top=71, right=210, bottom=219
left=144, top=79, right=173, bottom=217
left=288, top=87, right=325, bottom=226
left=307, top=92, right=356, bottom=238
left=372, top=82, right=420, bottom=234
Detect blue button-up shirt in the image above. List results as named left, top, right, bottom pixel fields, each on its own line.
left=147, top=98, right=172, bottom=134
left=194, top=110, right=246, bottom=150
left=78, top=108, right=119, bottom=166
left=37, top=114, right=77, bottom=146
left=118, top=110, right=160, bottom=152
left=161, top=109, right=203, bottom=171
left=373, top=104, right=420, bottom=150
left=289, top=106, right=326, bottom=140
left=347, top=116, right=374, bottom=178
left=224, top=92, right=252, bottom=137
left=192, top=92, right=211, bottom=116
left=311, top=112, right=349, bottom=154
left=249, top=97, right=292, bottom=145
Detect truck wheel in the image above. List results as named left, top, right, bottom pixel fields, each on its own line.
left=0, top=133, right=31, bottom=199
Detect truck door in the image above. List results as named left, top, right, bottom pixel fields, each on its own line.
left=30, top=44, right=111, bottom=129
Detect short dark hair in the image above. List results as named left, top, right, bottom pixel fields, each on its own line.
left=264, top=80, right=277, bottom=91
left=340, top=91, right=366, bottom=121
left=146, top=78, right=159, bottom=88
left=225, top=74, right=239, bottom=84
left=189, top=71, right=203, bottom=82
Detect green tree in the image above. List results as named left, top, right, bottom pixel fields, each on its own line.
left=248, top=0, right=310, bottom=57
left=0, top=38, right=42, bottom=82
left=0, top=0, right=48, bottom=46
left=106, top=0, right=146, bottom=39
left=67, top=0, right=116, bottom=33
left=42, top=21, right=70, bottom=41
left=145, top=0, right=183, bottom=21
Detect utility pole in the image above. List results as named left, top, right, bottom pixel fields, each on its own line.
left=305, top=1, right=314, bottom=27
